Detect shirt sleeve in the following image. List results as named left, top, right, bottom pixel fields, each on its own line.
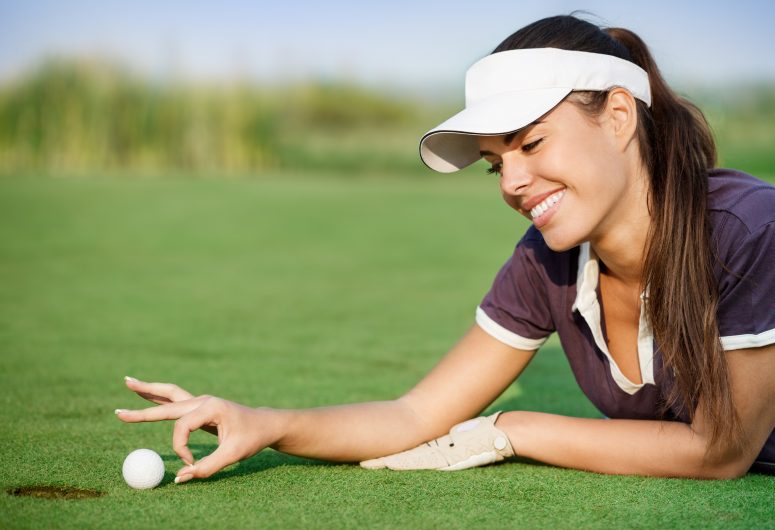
left=716, top=221, right=775, bottom=350
left=476, top=228, right=556, bottom=351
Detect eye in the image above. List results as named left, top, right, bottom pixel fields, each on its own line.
left=521, top=138, right=543, bottom=153
left=485, top=163, right=502, bottom=176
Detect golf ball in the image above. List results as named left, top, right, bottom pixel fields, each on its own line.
left=122, top=449, right=165, bottom=489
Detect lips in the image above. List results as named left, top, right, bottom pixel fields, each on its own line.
left=529, top=189, right=565, bottom=219
left=521, top=188, right=567, bottom=217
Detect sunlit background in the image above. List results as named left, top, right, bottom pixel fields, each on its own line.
left=0, top=0, right=773, bottom=177
left=1, top=5, right=775, bottom=525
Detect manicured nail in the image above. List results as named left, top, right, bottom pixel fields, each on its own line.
left=175, top=465, right=195, bottom=484
left=124, top=376, right=138, bottom=382
left=114, top=409, right=129, bottom=415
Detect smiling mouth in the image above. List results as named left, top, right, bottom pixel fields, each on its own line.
left=530, top=189, right=566, bottom=220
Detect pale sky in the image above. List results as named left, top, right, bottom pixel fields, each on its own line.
left=1, top=0, right=773, bottom=93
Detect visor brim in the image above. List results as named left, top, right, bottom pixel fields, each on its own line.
left=419, top=87, right=571, bottom=173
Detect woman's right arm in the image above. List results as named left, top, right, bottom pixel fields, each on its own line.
left=274, top=324, right=536, bottom=462
left=117, top=324, right=536, bottom=481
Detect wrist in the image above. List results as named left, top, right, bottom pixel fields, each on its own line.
left=494, top=410, right=529, bottom=456
left=261, top=407, right=294, bottom=451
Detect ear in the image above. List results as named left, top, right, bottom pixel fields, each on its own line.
left=604, top=88, right=639, bottom=151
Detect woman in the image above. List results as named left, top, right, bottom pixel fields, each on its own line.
left=116, top=15, right=775, bottom=481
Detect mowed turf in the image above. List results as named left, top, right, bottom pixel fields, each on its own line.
left=0, top=173, right=773, bottom=530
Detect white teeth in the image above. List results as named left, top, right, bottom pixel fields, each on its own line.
left=530, top=190, right=565, bottom=219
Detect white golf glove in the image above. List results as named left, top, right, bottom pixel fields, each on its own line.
left=360, top=411, right=514, bottom=471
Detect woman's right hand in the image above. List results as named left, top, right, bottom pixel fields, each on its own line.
left=116, top=377, right=285, bottom=483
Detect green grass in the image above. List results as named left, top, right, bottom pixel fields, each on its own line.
left=0, top=174, right=773, bottom=529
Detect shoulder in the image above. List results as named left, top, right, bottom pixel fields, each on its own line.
left=708, top=170, right=775, bottom=345
left=708, top=168, right=775, bottom=236
left=708, top=169, right=775, bottom=265
left=477, top=226, right=579, bottom=345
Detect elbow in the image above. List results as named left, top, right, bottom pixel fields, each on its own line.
left=689, top=444, right=753, bottom=480
left=695, top=460, right=749, bottom=480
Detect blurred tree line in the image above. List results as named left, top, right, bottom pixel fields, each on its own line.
left=0, top=59, right=442, bottom=176
left=0, top=58, right=772, bottom=177
left=691, top=86, right=775, bottom=179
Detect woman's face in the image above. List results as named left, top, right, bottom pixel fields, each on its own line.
left=477, top=99, right=637, bottom=252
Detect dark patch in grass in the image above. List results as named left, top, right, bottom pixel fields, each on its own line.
left=6, top=485, right=105, bottom=500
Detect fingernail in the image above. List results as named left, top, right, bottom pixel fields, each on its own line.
left=175, top=465, right=195, bottom=484
left=114, top=409, right=129, bottom=415
left=124, top=376, right=138, bottom=382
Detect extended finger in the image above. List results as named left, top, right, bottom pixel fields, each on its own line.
left=124, top=377, right=194, bottom=403
left=115, top=397, right=207, bottom=423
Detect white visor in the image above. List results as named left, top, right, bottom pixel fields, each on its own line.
left=419, top=48, right=652, bottom=173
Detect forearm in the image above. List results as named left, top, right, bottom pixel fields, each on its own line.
left=267, top=324, right=535, bottom=466
left=270, top=398, right=431, bottom=463
left=496, top=411, right=743, bottom=479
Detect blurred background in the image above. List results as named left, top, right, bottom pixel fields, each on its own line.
left=1, top=6, right=775, bottom=517
left=1, top=0, right=773, bottom=179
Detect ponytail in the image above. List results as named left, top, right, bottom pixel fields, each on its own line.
left=605, top=27, right=741, bottom=454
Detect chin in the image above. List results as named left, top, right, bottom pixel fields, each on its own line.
left=539, top=229, right=584, bottom=253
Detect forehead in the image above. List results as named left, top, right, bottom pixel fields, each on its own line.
left=476, top=101, right=589, bottom=153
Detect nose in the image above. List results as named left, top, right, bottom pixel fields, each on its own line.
left=499, top=155, right=533, bottom=199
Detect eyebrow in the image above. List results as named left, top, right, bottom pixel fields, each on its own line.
left=479, top=119, right=545, bottom=157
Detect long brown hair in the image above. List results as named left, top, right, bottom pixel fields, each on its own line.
left=493, top=15, right=742, bottom=453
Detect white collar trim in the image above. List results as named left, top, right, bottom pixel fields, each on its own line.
left=571, top=242, right=655, bottom=395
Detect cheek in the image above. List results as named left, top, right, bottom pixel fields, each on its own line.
left=549, top=136, right=619, bottom=197
left=532, top=131, right=597, bottom=183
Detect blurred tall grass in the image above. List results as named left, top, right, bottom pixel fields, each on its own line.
left=0, top=58, right=773, bottom=178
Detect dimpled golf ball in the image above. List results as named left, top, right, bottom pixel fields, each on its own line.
left=122, top=449, right=165, bottom=489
